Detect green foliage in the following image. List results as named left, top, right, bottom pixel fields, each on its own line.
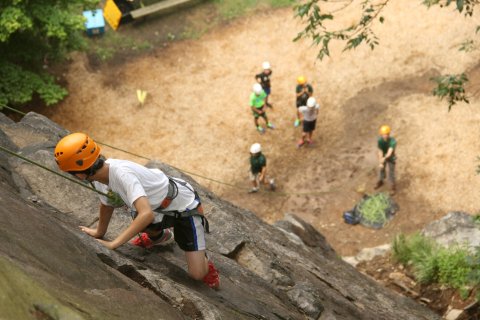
left=431, top=73, right=469, bottom=111
left=294, top=0, right=388, bottom=60
left=392, top=233, right=436, bottom=265
left=437, top=247, right=470, bottom=289
left=392, top=233, right=479, bottom=297
left=423, top=0, right=478, bottom=16
left=0, top=0, right=99, bottom=106
left=357, top=193, right=390, bottom=226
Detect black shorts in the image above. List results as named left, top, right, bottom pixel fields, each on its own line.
left=144, top=207, right=207, bottom=252
left=303, top=119, right=317, bottom=132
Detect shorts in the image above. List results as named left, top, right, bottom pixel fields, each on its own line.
left=252, top=107, right=267, bottom=119
left=303, top=119, right=317, bottom=132
left=263, top=87, right=271, bottom=95
left=144, top=209, right=207, bottom=252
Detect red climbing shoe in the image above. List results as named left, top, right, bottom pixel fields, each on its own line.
left=203, top=261, right=220, bottom=289
left=131, top=229, right=174, bottom=248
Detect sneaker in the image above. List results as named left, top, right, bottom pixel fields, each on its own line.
left=257, top=126, right=265, bottom=134
left=294, top=118, right=301, bottom=127
left=269, top=179, right=276, bottom=191
left=297, top=139, right=305, bottom=148
left=306, top=139, right=313, bottom=145
left=267, top=122, right=275, bottom=129
left=374, top=180, right=384, bottom=190
left=131, top=229, right=174, bottom=248
left=248, top=187, right=259, bottom=193
left=203, top=260, right=220, bottom=289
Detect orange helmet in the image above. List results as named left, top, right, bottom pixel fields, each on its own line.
left=379, top=125, right=391, bottom=135
left=54, top=133, right=101, bottom=172
left=297, top=76, right=307, bottom=85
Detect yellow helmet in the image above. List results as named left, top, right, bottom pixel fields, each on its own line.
left=54, top=133, right=101, bottom=172
left=297, top=76, right=307, bottom=85
left=379, top=125, right=391, bottom=135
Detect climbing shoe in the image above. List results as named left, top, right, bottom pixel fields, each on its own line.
left=269, top=179, right=276, bottom=191
left=267, top=122, right=275, bottom=129
left=294, top=118, right=301, bottom=127
left=374, top=180, right=384, bottom=190
left=248, top=187, right=259, bottom=193
left=203, top=261, right=220, bottom=289
left=257, top=126, right=265, bottom=134
left=131, top=229, right=174, bottom=248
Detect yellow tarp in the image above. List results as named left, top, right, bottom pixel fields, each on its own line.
left=103, top=0, right=122, bottom=31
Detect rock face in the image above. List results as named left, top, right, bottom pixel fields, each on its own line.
left=422, top=211, right=480, bottom=252
left=0, top=112, right=440, bottom=319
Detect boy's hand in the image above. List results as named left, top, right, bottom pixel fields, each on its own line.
left=79, top=226, right=102, bottom=238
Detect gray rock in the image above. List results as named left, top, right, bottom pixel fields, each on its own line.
left=0, top=120, right=440, bottom=320
left=287, top=283, right=325, bottom=319
left=422, top=211, right=480, bottom=251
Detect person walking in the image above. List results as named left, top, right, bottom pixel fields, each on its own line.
left=54, top=133, right=220, bottom=289
left=295, top=76, right=314, bottom=127
left=248, top=143, right=275, bottom=193
left=374, top=125, right=397, bottom=195
left=250, top=83, right=275, bottom=134
left=255, top=61, right=273, bottom=108
left=297, top=97, right=320, bottom=148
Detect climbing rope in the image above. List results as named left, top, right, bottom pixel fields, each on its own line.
left=0, top=145, right=110, bottom=197
left=0, top=105, right=338, bottom=197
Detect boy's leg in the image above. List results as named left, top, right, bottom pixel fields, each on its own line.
left=388, top=161, right=396, bottom=193
left=185, top=250, right=209, bottom=281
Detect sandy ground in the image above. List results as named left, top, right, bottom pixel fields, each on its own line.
left=43, top=1, right=480, bottom=256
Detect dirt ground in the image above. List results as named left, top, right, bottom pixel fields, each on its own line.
left=42, top=1, right=480, bottom=256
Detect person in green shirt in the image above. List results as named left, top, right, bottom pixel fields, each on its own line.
left=250, top=83, right=275, bottom=134
left=374, top=125, right=397, bottom=195
left=249, top=143, right=275, bottom=193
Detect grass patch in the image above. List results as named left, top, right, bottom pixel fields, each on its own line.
left=212, top=0, right=295, bottom=19
left=357, top=193, right=391, bottom=227
left=392, top=233, right=479, bottom=298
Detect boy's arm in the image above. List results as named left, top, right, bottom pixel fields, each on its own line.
left=384, top=147, right=394, bottom=160
left=79, top=203, right=114, bottom=238
left=99, top=196, right=154, bottom=249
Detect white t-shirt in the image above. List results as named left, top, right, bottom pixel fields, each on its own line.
left=93, top=159, right=197, bottom=223
left=298, top=104, right=320, bottom=122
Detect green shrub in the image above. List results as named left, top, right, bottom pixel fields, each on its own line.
left=437, top=247, right=471, bottom=289
left=392, top=233, right=479, bottom=297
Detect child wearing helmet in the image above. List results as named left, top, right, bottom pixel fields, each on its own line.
left=248, top=143, right=275, bottom=193
left=255, top=61, right=273, bottom=108
left=250, top=83, right=275, bottom=134
left=54, top=133, right=220, bottom=289
left=297, top=97, right=320, bottom=148
left=374, top=125, right=397, bottom=195
left=295, top=76, right=314, bottom=127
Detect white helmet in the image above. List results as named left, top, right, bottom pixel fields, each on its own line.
left=253, top=83, right=263, bottom=94
left=250, top=143, right=261, bottom=154
left=262, top=61, right=271, bottom=70
left=307, top=97, right=317, bottom=108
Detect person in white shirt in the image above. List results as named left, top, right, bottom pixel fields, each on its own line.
left=54, top=133, right=219, bottom=289
left=297, top=97, right=320, bottom=148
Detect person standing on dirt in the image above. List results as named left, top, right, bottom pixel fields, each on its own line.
left=255, top=61, right=273, bottom=108
left=374, top=125, right=397, bottom=195
left=54, top=133, right=220, bottom=289
left=249, top=143, right=276, bottom=193
left=250, top=83, right=275, bottom=134
left=295, top=76, right=314, bottom=127
left=297, top=97, right=320, bottom=148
